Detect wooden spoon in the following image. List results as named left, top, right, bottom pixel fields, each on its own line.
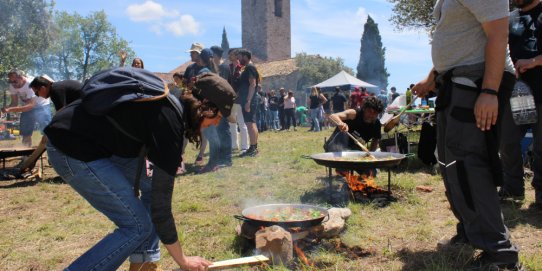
left=383, top=95, right=418, bottom=133
left=328, top=117, right=376, bottom=159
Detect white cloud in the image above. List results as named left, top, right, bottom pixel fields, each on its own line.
left=356, top=7, right=368, bottom=24
left=125, top=1, right=201, bottom=37
left=126, top=1, right=178, bottom=22
left=165, top=15, right=200, bottom=37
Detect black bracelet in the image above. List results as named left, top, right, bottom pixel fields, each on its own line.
left=480, top=88, right=498, bottom=96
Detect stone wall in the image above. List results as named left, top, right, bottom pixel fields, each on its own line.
left=242, top=0, right=291, bottom=62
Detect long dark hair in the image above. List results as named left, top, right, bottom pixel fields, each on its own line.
left=180, top=94, right=203, bottom=148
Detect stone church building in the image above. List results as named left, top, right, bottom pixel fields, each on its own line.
left=157, top=0, right=303, bottom=96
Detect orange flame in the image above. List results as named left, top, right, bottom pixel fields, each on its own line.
left=293, top=242, right=313, bottom=267
left=344, top=172, right=387, bottom=194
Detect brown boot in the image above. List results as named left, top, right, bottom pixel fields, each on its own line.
left=129, top=262, right=163, bottom=271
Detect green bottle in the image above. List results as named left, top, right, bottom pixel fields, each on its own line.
left=406, top=88, right=412, bottom=109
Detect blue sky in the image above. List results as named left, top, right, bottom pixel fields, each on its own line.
left=53, top=0, right=433, bottom=93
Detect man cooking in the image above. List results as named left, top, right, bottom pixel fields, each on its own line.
left=5, top=69, right=52, bottom=147
left=325, top=96, right=384, bottom=154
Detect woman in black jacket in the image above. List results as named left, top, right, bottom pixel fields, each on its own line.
left=44, top=68, right=211, bottom=271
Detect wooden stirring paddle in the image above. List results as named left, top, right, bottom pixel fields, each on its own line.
left=328, top=116, right=376, bottom=159
left=383, top=95, right=419, bottom=133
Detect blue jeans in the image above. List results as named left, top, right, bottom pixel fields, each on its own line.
left=310, top=108, right=322, bottom=131
left=217, top=117, right=232, bottom=166
left=269, top=110, right=279, bottom=130
left=47, top=143, right=160, bottom=271
left=20, top=104, right=52, bottom=136
left=202, top=124, right=220, bottom=167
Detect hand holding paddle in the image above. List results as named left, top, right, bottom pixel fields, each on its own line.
left=383, top=95, right=418, bottom=133
left=328, top=116, right=376, bottom=159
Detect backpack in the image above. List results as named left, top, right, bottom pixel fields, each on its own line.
left=81, top=67, right=183, bottom=118
left=192, top=72, right=236, bottom=117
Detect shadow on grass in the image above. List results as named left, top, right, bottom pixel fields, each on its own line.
left=396, top=244, right=475, bottom=271
left=230, top=235, right=256, bottom=256
left=0, top=175, right=64, bottom=189
left=394, top=156, right=439, bottom=175
left=502, top=201, right=542, bottom=229
left=300, top=176, right=350, bottom=207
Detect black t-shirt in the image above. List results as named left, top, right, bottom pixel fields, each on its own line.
left=341, top=108, right=381, bottom=149
left=509, top=4, right=542, bottom=103
left=269, top=96, right=279, bottom=111
left=309, top=95, right=321, bottom=109
left=238, top=64, right=259, bottom=104
left=331, top=93, right=347, bottom=112
left=44, top=98, right=184, bottom=244
left=50, top=80, right=83, bottom=110
left=278, top=94, right=286, bottom=109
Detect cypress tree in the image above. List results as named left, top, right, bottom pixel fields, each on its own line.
left=356, top=16, right=389, bottom=90
left=221, top=27, right=230, bottom=59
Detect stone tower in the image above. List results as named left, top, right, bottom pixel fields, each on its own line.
left=242, top=0, right=291, bottom=62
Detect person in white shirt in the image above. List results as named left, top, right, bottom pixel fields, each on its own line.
left=5, top=69, right=52, bottom=147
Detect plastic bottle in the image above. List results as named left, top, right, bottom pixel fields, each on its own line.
left=421, top=99, right=428, bottom=107
left=510, top=80, right=537, bottom=125
left=405, top=88, right=412, bottom=109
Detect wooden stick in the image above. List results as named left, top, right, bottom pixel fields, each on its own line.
left=207, top=255, right=269, bottom=270
left=19, top=136, right=47, bottom=173
left=328, top=116, right=376, bottom=159
left=383, top=95, right=418, bottom=133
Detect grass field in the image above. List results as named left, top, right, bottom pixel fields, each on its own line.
left=0, top=128, right=541, bottom=271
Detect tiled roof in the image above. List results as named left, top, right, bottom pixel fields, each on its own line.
left=169, top=61, right=194, bottom=74
left=255, top=58, right=298, bottom=77
left=154, top=58, right=298, bottom=82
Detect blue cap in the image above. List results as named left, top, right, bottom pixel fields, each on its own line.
left=199, top=48, right=213, bottom=63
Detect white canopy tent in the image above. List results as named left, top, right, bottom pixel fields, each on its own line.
left=311, top=70, right=378, bottom=93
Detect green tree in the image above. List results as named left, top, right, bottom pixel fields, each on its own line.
left=357, top=16, right=389, bottom=89
left=388, top=1, right=515, bottom=32
left=388, top=0, right=435, bottom=32
left=35, top=10, right=134, bottom=81
left=221, top=27, right=230, bottom=59
left=0, top=0, right=54, bottom=76
left=294, top=52, right=354, bottom=90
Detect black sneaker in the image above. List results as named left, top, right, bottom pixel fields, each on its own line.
left=437, top=233, right=469, bottom=248
left=498, top=189, right=525, bottom=201
left=240, top=148, right=258, bottom=157
left=239, top=147, right=256, bottom=158
left=467, top=252, right=524, bottom=271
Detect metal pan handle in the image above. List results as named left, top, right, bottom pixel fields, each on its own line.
left=233, top=215, right=250, bottom=222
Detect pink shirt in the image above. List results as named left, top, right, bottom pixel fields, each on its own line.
left=284, top=96, right=296, bottom=109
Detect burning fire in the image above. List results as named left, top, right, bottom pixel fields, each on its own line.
left=344, top=173, right=387, bottom=194
left=293, top=242, right=313, bottom=267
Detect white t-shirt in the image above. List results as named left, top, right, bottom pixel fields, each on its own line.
left=8, top=76, right=51, bottom=107
left=284, top=96, right=296, bottom=109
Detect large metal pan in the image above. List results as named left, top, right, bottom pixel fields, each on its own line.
left=234, top=203, right=329, bottom=228
left=310, top=151, right=406, bottom=170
